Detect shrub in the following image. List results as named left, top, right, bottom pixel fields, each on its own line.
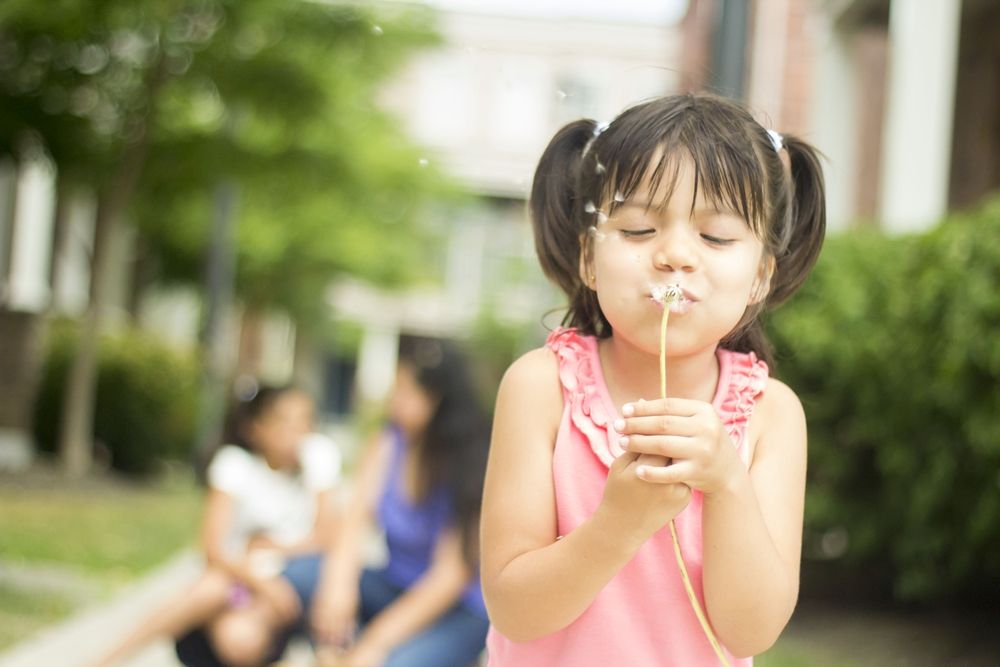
left=33, top=322, right=200, bottom=476
left=768, top=196, right=1000, bottom=603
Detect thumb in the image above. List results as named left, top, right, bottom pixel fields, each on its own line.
left=611, top=450, right=639, bottom=474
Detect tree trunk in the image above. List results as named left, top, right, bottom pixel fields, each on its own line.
left=56, top=52, right=167, bottom=477
left=57, top=195, right=114, bottom=477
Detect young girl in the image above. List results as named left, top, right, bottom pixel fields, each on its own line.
left=312, top=337, right=491, bottom=667
left=89, top=385, right=341, bottom=667
left=481, top=93, right=825, bottom=665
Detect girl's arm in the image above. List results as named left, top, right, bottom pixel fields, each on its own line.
left=200, top=488, right=258, bottom=584
left=200, top=489, right=299, bottom=618
left=347, top=528, right=471, bottom=665
left=618, top=381, right=807, bottom=656
left=312, top=433, right=391, bottom=645
left=699, top=378, right=806, bottom=656
left=481, top=349, right=691, bottom=642
left=248, top=489, right=339, bottom=556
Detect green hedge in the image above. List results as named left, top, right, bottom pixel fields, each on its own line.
left=33, top=322, right=200, bottom=476
left=768, top=196, right=1000, bottom=603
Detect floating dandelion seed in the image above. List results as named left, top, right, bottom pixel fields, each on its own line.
left=614, top=191, right=625, bottom=203
left=418, top=157, right=429, bottom=168
left=595, top=161, right=606, bottom=175
left=587, top=226, right=605, bottom=241
left=372, top=25, right=383, bottom=35
left=584, top=201, right=596, bottom=214
left=596, top=211, right=608, bottom=225
left=556, top=90, right=567, bottom=100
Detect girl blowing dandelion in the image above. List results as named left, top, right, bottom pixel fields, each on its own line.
left=480, top=93, right=825, bottom=666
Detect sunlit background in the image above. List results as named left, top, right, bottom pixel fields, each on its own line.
left=1, top=0, right=998, bottom=665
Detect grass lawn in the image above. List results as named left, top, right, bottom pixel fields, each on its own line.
left=0, top=467, right=203, bottom=649
left=757, top=638, right=853, bottom=667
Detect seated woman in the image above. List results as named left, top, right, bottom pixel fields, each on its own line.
left=312, top=337, right=491, bottom=667
left=88, top=384, right=341, bottom=667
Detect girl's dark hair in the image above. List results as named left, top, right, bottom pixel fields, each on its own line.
left=398, top=336, right=490, bottom=567
left=220, top=384, right=302, bottom=452
left=531, top=92, right=826, bottom=366
left=195, top=383, right=305, bottom=481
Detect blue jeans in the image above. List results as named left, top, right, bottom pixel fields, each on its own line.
left=282, top=552, right=324, bottom=617
left=359, top=568, right=489, bottom=667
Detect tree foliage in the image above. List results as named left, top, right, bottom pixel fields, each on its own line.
left=0, top=0, right=452, bottom=323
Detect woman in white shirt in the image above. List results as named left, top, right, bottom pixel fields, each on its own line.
left=89, top=385, right=341, bottom=667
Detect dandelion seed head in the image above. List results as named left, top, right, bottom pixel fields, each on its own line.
left=651, top=283, right=683, bottom=304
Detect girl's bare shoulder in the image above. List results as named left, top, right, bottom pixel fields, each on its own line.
left=749, top=377, right=807, bottom=463
left=759, top=377, right=805, bottom=422
left=497, top=346, right=563, bottom=417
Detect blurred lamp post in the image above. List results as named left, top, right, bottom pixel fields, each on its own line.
left=710, top=0, right=750, bottom=100
left=194, top=176, right=238, bottom=471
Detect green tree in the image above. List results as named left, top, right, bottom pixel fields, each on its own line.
left=0, top=0, right=447, bottom=476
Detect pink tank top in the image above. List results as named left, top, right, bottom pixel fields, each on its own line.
left=486, top=328, right=769, bottom=666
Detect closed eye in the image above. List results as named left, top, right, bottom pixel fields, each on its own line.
left=701, top=234, right=735, bottom=246
left=621, top=229, right=655, bottom=238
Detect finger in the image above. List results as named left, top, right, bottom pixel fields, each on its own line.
left=621, top=397, right=702, bottom=418
left=635, top=461, right=691, bottom=484
left=611, top=450, right=640, bottom=472
left=615, top=414, right=700, bottom=437
left=620, top=434, right=695, bottom=459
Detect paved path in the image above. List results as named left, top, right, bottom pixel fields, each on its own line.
left=0, top=551, right=316, bottom=667
left=0, top=551, right=200, bottom=667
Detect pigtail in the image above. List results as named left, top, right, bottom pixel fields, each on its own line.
left=768, top=134, right=827, bottom=306
left=721, top=133, right=827, bottom=366
left=530, top=119, right=596, bottom=295
left=531, top=119, right=611, bottom=337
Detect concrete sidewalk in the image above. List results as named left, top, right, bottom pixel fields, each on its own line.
left=0, top=550, right=317, bottom=667
left=0, top=551, right=201, bottom=667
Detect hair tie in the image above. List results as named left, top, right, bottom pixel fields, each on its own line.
left=766, top=129, right=784, bottom=153
left=582, top=120, right=610, bottom=158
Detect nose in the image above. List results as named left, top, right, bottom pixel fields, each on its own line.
left=652, top=225, right=698, bottom=273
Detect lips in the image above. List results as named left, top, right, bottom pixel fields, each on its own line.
left=648, top=287, right=697, bottom=314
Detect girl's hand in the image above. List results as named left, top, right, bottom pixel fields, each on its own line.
left=599, top=449, right=692, bottom=541
left=338, top=638, right=389, bottom=667
left=312, top=583, right=359, bottom=649
left=615, top=398, right=742, bottom=495
left=251, top=575, right=301, bottom=625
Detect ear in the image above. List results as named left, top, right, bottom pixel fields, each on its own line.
left=749, top=255, right=775, bottom=306
left=578, top=232, right=596, bottom=290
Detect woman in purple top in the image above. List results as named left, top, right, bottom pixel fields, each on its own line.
left=313, top=336, right=490, bottom=667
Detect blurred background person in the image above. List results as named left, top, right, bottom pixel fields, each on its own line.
left=312, top=337, right=491, bottom=667
left=87, top=385, right=342, bottom=667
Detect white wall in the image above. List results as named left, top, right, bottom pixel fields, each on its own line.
left=383, top=8, right=684, bottom=197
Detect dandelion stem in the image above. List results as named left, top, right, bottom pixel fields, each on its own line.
left=658, top=287, right=731, bottom=667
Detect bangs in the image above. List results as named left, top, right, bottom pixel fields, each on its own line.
left=586, top=97, right=767, bottom=238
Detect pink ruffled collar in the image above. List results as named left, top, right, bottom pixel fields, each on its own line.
left=546, top=327, right=768, bottom=468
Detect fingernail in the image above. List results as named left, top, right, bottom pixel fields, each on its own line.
left=619, top=436, right=629, bottom=448
left=622, top=403, right=634, bottom=416
left=613, top=418, right=625, bottom=432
